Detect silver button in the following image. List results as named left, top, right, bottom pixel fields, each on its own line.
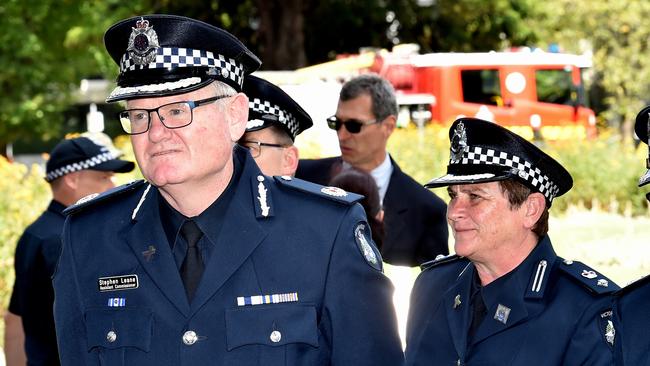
left=106, top=330, right=117, bottom=343
left=564, top=259, right=573, bottom=265
left=270, top=330, right=282, bottom=343
left=257, top=175, right=265, bottom=182
left=183, top=330, right=198, bottom=345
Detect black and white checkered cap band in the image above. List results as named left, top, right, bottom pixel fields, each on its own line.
left=45, top=151, right=120, bottom=182
left=119, top=47, right=245, bottom=88
left=451, top=146, right=561, bottom=202
left=249, top=98, right=299, bottom=139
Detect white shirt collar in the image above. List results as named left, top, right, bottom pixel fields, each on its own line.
left=341, top=153, right=393, bottom=203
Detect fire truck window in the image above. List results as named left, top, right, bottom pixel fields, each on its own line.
left=461, top=69, right=501, bottom=105
left=536, top=69, right=573, bottom=105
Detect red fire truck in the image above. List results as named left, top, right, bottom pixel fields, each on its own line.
left=292, top=45, right=597, bottom=140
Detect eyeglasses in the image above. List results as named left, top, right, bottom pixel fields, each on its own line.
left=118, top=95, right=231, bottom=135
left=239, top=140, right=290, bottom=158
left=326, top=116, right=381, bottom=134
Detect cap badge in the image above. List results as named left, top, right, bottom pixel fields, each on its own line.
left=127, top=18, right=160, bottom=66
left=450, top=121, right=468, bottom=161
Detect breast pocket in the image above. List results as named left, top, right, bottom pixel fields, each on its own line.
left=225, top=304, right=319, bottom=365
left=85, top=307, right=153, bottom=366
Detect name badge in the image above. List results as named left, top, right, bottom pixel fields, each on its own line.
left=98, top=274, right=139, bottom=292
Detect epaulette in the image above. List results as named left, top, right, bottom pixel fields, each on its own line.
left=558, top=258, right=619, bottom=295
left=614, top=274, right=650, bottom=297
left=421, top=254, right=463, bottom=271
left=273, top=175, right=363, bottom=205
left=63, top=180, right=146, bottom=216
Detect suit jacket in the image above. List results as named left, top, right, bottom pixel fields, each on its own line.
left=53, top=147, right=403, bottom=366
left=296, top=156, right=448, bottom=267
left=405, top=236, right=617, bottom=365
left=10, top=200, right=64, bottom=366
left=613, top=275, right=650, bottom=365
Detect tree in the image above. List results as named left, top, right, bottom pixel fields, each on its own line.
left=0, top=1, right=147, bottom=155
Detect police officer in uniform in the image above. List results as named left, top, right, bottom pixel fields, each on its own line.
left=6, top=136, right=134, bottom=366
left=612, top=106, right=650, bottom=366
left=238, top=75, right=312, bottom=176
left=405, top=118, right=617, bottom=365
left=53, top=15, right=403, bottom=366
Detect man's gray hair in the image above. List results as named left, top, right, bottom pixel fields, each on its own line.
left=211, top=80, right=237, bottom=97
left=339, top=74, right=398, bottom=121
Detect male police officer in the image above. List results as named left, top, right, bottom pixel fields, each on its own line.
left=612, top=106, right=650, bottom=366
left=53, top=15, right=403, bottom=366
left=297, top=74, right=448, bottom=266
left=238, top=75, right=312, bottom=176
left=5, top=136, right=134, bottom=366
left=405, top=118, right=617, bottom=365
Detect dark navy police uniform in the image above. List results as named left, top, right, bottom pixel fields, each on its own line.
left=611, top=106, right=650, bottom=366
left=405, top=118, right=617, bottom=365
left=10, top=200, right=65, bottom=366
left=406, top=237, right=617, bottom=365
left=53, top=146, right=403, bottom=365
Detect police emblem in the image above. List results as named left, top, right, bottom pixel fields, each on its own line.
left=127, top=17, right=160, bottom=66
left=354, top=223, right=381, bottom=271
left=581, top=270, right=598, bottom=279
left=599, top=310, right=615, bottom=347
left=494, top=304, right=511, bottom=325
left=321, top=186, right=347, bottom=197
left=450, top=121, right=468, bottom=161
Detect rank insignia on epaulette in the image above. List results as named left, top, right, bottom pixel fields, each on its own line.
left=354, top=222, right=382, bottom=271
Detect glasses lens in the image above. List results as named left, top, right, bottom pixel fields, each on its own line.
left=242, top=142, right=261, bottom=158
left=159, top=102, right=192, bottom=128
left=343, top=120, right=363, bottom=133
left=327, top=116, right=340, bottom=131
left=119, top=110, right=150, bottom=135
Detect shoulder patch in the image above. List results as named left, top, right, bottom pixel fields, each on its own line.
left=63, top=180, right=147, bottom=216
left=273, top=176, right=363, bottom=205
left=614, top=274, right=650, bottom=297
left=354, top=222, right=382, bottom=271
left=421, top=254, right=463, bottom=271
left=558, top=258, right=620, bottom=295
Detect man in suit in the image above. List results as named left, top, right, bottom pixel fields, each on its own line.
left=296, top=74, right=448, bottom=267
left=612, top=106, right=650, bottom=366
left=405, top=118, right=617, bottom=365
left=5, top=136, right=134, bottom=366
left=238, top=75, right=312, bottom=176
left=53, top=15, right=403, bottom=366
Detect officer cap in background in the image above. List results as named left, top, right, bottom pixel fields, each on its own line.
left=425, top=118, right=572, bottom=206
left=104, top=14, right=261, bottom=102
left=243, top=75, right=313, bottom=141
left=45, top=137, right=135, bottom=182
left=634, top=106, right=650, bottom=187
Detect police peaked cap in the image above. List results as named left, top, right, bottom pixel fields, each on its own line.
left=104, top=14, right=261, bottom=102
left=425, top=118, right=573, bottom=206
left=45, top=137, right=135, bottom=182
left=634, top=106, right=650, bottom=187
left=243, top=75, right=313, bottom=141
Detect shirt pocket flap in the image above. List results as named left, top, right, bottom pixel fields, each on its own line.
left=85, top=307, right=153, bottom=352
left=225, top=305, right=318, bottom=350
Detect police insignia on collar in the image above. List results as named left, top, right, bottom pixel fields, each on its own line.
left=599, top=310, right=615, bottom=347
left=494, top=304, right=511, bottom=325
left=450, top=121, right=467, bottom=161
left=257, top=179, right=270, bottom=217
left=354, top=223, right=381, bottom=271
left=321, top=186, right=347, bottom=197
left=127, top=17, right=159, bottom=65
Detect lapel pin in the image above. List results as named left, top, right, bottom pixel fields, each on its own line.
left=142, top=245, right=156, bottom=261
left=494, top=304, right=511, bottom=325
left=453, top=294, right=462, bottom=309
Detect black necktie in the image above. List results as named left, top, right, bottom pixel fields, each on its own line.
left=180, top=220, right=204, bottom=302
left=468, top=287, right=487, bottom=343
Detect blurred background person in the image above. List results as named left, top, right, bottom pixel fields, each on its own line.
left=297, top=74, right=448, bottom=267
left=238, top=75, right=312, bottom=176
left=4, top=136, right=134, bottom=366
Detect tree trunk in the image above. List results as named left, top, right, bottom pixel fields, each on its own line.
left=256, top=0, right=307, bottom=70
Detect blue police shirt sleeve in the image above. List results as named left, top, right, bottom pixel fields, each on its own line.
left=561, top=295, right=615, bottom=366
left=321, top=203, right=404, bottom=365
left=53, top=217, right=94, bottom=365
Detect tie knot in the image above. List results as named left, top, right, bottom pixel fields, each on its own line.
left=181, top=220, right=203, bottom=248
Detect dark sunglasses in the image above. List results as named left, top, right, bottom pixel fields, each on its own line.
left=326, top=116, right=380, bottom=134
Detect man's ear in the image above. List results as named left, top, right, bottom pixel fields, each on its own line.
left=227, top=93, right=249, bottom=142
left=62, top=172, right=80, bottom=191
left=523, top=192, right=546, bottom=230
left=382, top=115, right=396, bottom=138
left=282, top=145, right=299, bottom=176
